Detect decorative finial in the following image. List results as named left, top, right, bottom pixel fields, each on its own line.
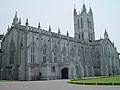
left=49, top=25, right=51, bottom=31
left=38, top=22, right=41, bottom=29
left=74, top=4, right=77, bottom=16
left=67, top=31, right=69, bottom=36
left=15, top=11, right=17, bottom=19
left=25, top=18, right=29, bottom=26
left=74, top=4, right=76, bottom=9
left=12, top=11, right=18, bottom=25
left=58, top=28, right=60, bottom=34
left=104, top=29, right=109, bottom=38
left=7, top=26, right=10, bottom=31
left=89, top=6, right=93, bottom=15
left=81, top=3, right=86, bottom=13
left=83, top=0, right=85, bottom=4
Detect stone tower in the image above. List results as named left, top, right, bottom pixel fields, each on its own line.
left=73, top=4, right=95, bottom=42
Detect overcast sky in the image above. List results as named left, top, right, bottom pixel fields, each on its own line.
left=0, top=0, right=120, bottom=52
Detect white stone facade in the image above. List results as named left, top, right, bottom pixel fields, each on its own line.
left=1, top=4, right=120, bottom=80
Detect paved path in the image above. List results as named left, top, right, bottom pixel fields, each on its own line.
left=0, top=80, right=120, bottom=90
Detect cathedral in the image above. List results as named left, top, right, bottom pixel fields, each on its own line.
left=1, top=4, right=120, bottom=80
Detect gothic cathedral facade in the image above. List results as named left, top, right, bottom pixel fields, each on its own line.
left=1, top=4, right=120, bottom=80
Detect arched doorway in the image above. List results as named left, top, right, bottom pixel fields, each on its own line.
left=61, top=67, right=68, bottom=79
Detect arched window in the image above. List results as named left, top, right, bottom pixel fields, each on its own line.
left=30, top=43, right=36, bottom=64
left=52, top=44, right=58, bottom=63
left=43, top=48, right=46, bottom=54
left=81, top=18, right=83, bottom=28
left=62, top=50, right=66, bottom=62
left=9, top=40, right=15, bottom=65
left=31, top=45, right=35, bottom=53
left=87, top=18, right=92, bottom=28
left=51, top=66, right=56, bottom=72
left=77, top=19, right=80, bottom=28
left=87, top=18, right=89, bottom=28
left=70, top=47, right=76, bottom=57
left=42, top=44, right=47, bottom=63
left=52, top=51, right=57, bottom=63
left=43, top=56, right=46, bottom=63
left=82, top=32, right=84, bottom=40
left=9, top=49, right=15, bottom=64
left=79, top=34, right=80, bottom=39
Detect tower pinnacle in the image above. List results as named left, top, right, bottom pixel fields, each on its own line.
left=104, top=29, right=109, bottom=39
left=25, top=18, right=29, bottom=26
left=81, top=4, right=86, bottom=13
left=38, top=22, right=41, bottom=29
left=12, top=11, right=18, bottom=25
left=49, top=25, right=51, bottom=31
left=67, top=31, right=69, bottom=36
left=58, top=28, right=60, bottom=34
left=88, top=7, right=93, bottom=16
left=73, top=4, right=77, bottom=16
left=18, top=18, right=21, bottom=24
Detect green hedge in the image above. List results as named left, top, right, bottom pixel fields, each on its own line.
left=114, top=83, right=120, bottom=85
left=84, top=82, right=96, bottom=85
left=96, top=82, right=113, bottom=85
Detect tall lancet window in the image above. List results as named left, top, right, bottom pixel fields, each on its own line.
left=53, top=52, right=57, bottom=63
left=87, top=18, right=89, bottom=28
left=87, top=18, right=92, bottom=28
left=52, top=44, right=58, bottom=63
left=81, top=18, right=83, bottom=28
left=30, top=43, right=35, bottom=64
left=43, top=47, right=47, bottom=63
left=77, top=19, right=80, bottom=28
left=62, top=45, right=67, bottom=62
left=9, top=40, right=16, bottom=65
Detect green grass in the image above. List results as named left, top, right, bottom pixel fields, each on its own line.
left=0, top=80, right=15, bottom=82
left=68, top=76, right=120, bottom=85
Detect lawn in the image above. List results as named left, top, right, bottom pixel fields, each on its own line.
left=68, top=76, right=120, bottom=85
left=0, top=80, right=15, bottom=82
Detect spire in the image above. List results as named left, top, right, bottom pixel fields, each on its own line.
left=18, top=18, right=21, bottom=24
left=49, top=25, right=51, bottom=31
left=58, top=28, right=60, bottom=34
left=104, top=29, right=109, bottom=39
left=67, top=31, right=69, bottom=36
left=25, top=18, right=29, bottom=26
left=73, top=4, right=77, bottom=16
left=38, top=22, right=41, bottom=29
left=81, top=4, right=86, bottom=13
